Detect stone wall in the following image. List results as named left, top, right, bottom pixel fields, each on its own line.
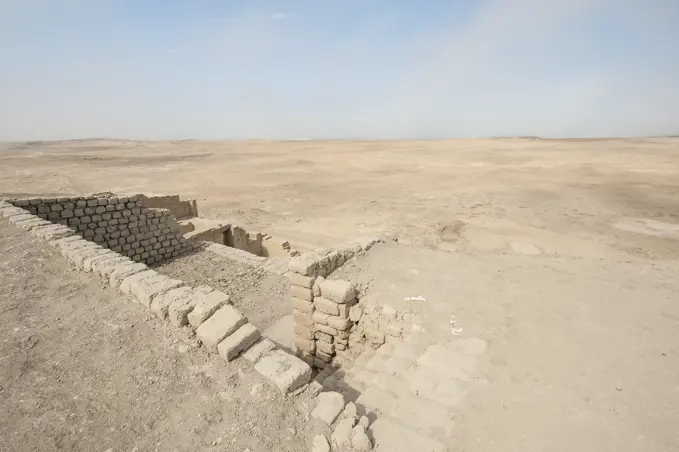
left=287, top=236, right=387, bottom=369
left=138, top=194, right=198, bottom=219
left=7, top=193, right=192, bottom=265
left=0, top=199, right=313, bottom=395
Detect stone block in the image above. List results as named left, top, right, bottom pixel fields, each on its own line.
left=292, top=297, right=314, bottom=314
left=312, top=434, right=331, bottom=452
left=168, top=295, right=198, bottom=327
left=119, top=270, right=158, bottom=294
left=350, top=425, right=373, bottom=452
left=286, top=272, right=315, bottom=288
left=254, top=349, right=312, bottom=393
left=293, top=337, right=316, bottom=353
left=331, top=417, right=356, bottom=450
left=82, top=252, right=119, bottom=272
left=292, top=310, right=314, bottom=327
left=217, top=323, right=260, bottom=361
left=315, top=323, right=338, bottom=336
left=130, top=275, right=184, bottom=307
left=243, top=339, right=276, bottom=363
left=8, top=214, right=34, bottom=224
left=312, top=275, right=325, bottom=297
left=316, top=341, right=335, bottom=355
left=18, top=219, right=50, bottom=231
left=196, top=305, right=247, bottom=350
left=314, top=357, right=329, bottom=369
left=92, top=256, right=129, bottom=278
left=315, top=331, right=333, bottom=344
left=316, top=349, right=333, bottom=363
left=109, top=262, right=148, bottom=286
left=32, top=224, right=74, bottom=240
left=72, top=248, right=110, bottom=269
left=148, top=286, right=191, bottom=319
left=327, top=316, right=352, bottom=331
left=288, top=256, right=318, bottom=276
left=290, top=285, right=313, bottom=301
left=338, top=303, right=350, bottom=319
left=320, top=280, right=356, bottom=304
left=312, top=311, right=329, bottom=325
left=314, top=296, right=339, bottom=316
left=312, top=391, right=345, bottom=425
left=187, top=290, right=230, bottom=327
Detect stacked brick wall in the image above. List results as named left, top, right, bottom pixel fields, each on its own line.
left=138, top=194, right=198, bottom=219
left=8, top=193, right=192, bottom=265
left=287, top=235, right=387, bottom=369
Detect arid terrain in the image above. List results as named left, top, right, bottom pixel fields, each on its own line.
left=2, top=138, right=678, bottom=258
left=1, top=138, right=679, bottom=452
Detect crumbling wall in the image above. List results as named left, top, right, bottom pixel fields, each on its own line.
left=137, top=194, right=198, bottom=219
left=287, top=236, right=387, bottom=369
left=8, top=193, right=192, bottom=265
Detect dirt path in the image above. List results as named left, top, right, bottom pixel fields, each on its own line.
left=154, top=249, right=289, bottom=332
left=0, top=218, right=314, bottom=452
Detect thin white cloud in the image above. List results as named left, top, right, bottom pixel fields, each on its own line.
left=270, top=12, right=293, bottom=20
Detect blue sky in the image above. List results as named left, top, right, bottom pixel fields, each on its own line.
left=1, top=0, right=678, bottom=140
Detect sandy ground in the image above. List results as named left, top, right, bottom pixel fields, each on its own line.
left=332, top=241, right=679, bottom=452
left=154, top=249, right=289, bottom=333
left=1, top=138, right=678, bottom=259
left=0, top=218, right=320, bottom=452
left=1, top=138, right=679, bottom=451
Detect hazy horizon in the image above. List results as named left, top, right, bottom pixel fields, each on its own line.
left=1, top=0, right=678, bottom=141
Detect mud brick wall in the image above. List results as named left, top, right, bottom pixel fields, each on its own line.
left=287, top=236, right=388, bottom=369
left=138, top=194, right=198, bottom=219
left=8, top=193, right=192, bottom=265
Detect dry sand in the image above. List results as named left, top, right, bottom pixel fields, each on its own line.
left=1, top=138, right=678, bottom=451
left=2, top=138, right=678, bottom=258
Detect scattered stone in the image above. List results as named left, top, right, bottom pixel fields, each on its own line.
left=243, top=338, right=277, bottom=363
left=311, top=391, right=345, bottom=425
left=187, top=290, right=230, bottom=327
left=196, top=305, right=247, bottom=350
left=350, top=425, right=373, bottom=451
left=109, top=262, right=149, bottom=287
left=150, top=287, right=194, bottom=320
left=312, top=434, right=330, bottom=452
left=254, top=350, right=312, bottom=393
left=358, top=415, right=370, bottom=428
left=342, top=402, right=357, bottom=420
left=217, top=323, right=261, bottom=361
left=119, top=270, right=158, bottom=294
left=331, top=416, right=356, bottom=449
left=168, top=294, right=198, bottom=327
left=130, top=275, right=184, bottom=307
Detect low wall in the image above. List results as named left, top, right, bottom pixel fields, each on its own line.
left=138, top=194, right=198, bottom=219
left=7, top=193, right=192, bottom=265
left=287, top=236, right=387, bottom=369
left=0, top=199, right=313, bottom=395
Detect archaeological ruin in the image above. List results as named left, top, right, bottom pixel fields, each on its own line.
left=1, top=191, right=457, bottom=452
